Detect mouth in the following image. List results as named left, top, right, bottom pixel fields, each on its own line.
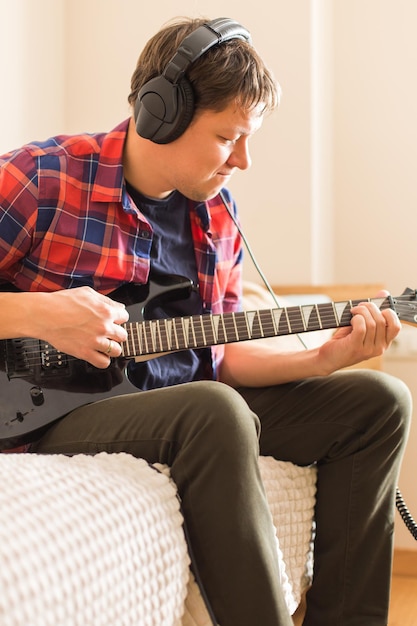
left=216, top=170, right=232, bottom=179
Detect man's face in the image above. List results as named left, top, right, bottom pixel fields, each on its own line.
left=161, top=101, right=264, bottom=201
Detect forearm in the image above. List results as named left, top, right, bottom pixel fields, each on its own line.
left=0, top=292, right=52, bottom=339
left=0, top=288, right=129, bottom=368
left=219, top=299, right=400, bottom=387
left=218, top=340, right=329, bottom=387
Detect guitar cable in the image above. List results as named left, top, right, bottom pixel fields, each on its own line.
left=220, top=190, right=417, bottom=541
left=396, top=488, right=417, bottom=541
left=219, top=190, right=308, bottom=349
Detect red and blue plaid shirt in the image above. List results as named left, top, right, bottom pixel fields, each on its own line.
left=0, top=118, right=243, bottom=376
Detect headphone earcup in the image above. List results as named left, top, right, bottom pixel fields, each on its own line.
left=162, top=78, right=195, bottom=143
left=135, top=75, right=195, bottom=144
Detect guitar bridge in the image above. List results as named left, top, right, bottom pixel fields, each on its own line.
left=4, top=338, right=69, bottom=381
left=5, top=339, right=33, bottom=378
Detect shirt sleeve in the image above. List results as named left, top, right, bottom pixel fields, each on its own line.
left=0, top=148, right=39, bottom=279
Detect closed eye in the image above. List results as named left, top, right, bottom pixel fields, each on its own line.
left=219, top=136, right=239, bottom=146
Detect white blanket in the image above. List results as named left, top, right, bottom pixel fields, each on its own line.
left=0, top=452, right=316, bottom=625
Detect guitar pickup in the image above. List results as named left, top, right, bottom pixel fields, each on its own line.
left=40, top=342, right=68, bottom=374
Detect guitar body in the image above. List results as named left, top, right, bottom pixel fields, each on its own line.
left=0, top=275, right=194, bottom=450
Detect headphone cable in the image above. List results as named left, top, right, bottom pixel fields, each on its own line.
left=220, top=190, right=308, bottom=349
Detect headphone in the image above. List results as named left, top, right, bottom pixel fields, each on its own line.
left=134, top=17, right=251, bottom=144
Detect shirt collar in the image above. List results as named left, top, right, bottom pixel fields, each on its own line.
left=194, top=202, right=211, bottom=232
left=91, top=118, right=130, bottom=204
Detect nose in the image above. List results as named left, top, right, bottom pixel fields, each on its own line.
left=227, top=137, right=252, bottom=171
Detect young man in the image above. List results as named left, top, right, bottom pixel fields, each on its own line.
left=0, top=17, right=411, bottom=626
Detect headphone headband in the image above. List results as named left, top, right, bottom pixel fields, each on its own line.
left=135, top=18, right=251, bottom=144
left=163, top=18, right=251, bottom=84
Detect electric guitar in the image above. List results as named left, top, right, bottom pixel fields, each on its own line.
left=1, top=275, right=417, bottom=450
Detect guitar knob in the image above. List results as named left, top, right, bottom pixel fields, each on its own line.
left=30, top=386, right=45, bottom=406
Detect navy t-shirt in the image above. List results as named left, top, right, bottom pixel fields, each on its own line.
left=125, top=183, right=211, bottom=390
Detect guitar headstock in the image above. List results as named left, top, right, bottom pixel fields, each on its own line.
left=391, top=288, right=417, bottom=326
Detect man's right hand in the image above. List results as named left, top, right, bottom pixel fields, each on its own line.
left=1, top=287, right=129, bottom=368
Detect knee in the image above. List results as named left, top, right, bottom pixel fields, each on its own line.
left=349, top=369, right=412, bottom=441
left=185, top=381, right=261, bottom=450
left=378, top=370, right=412, bottom=440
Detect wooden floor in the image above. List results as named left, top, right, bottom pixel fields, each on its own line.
left=292, top=549, right=417, bottom=626
left=388, top=549, right=417, bottom=626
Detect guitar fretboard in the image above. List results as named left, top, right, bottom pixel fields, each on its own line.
left=122, top=297, right=391, bottom=357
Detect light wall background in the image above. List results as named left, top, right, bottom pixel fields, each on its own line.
left=1, top=0, right=417, bottom=549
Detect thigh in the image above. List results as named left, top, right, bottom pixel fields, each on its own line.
left=238, top=368, right=411, bottom=465
left=31, top=379, right=261, bottom=466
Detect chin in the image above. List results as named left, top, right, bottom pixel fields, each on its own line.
left=188, top=190, right=220, bottom=203
left=202, top=184, right=226, bottom=201
left=183, top=180, right=225, bottom=202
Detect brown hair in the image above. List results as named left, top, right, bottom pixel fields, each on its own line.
left=128, top=17, right=280, bottom=115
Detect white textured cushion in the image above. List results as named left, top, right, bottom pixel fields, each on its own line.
left=0, top=452, right=316, bottom=625
left=0, top=452, right=189, bottom=626
left=181, top=457, right=316, bottom=624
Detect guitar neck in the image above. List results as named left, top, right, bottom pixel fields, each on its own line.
left=122, top=295, right=392, bottom=358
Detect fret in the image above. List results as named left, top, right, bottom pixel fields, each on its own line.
left=169, top=319, right=179, bottom=350
left=277, top=307, right=290, bottom=334
left=189, top=316, right=201, bottom=348
left=183, top=317, right=196, bottom=348
left=336, top=300, right=354, bottom=327
left=317, top=303, right=338, bottom=329
left=135, top=322, right=143, bottom=355
left=284, top=307, right=291, bottom=333
left=271, top=308, right=287, bottom=335
left=122, top=323, right=134, bottom=357
left=164, top=319, right=175, bottom=351
left=153, top=319, right=163, bottom=351
left=143, top=321, right=153, bottom=353
left=316, top=305, right=323, bottom=329
left=222, top=313, right=239, bottom=343
left=148, top=320, right=159, bottom=353
left=174, top=317, right=186, bottom=350
left=192, top=315, right=210, bottom=347
left=286, top=306, right=305, bottom=334
left=232, top=312, right=240, bottom=340
left=269, top=308, right=279, bottom=335
left=132, top=322, right=142, bottom=356
left=234, top=311, right=251, bottom=341
left=260, top=309, right=277, bottom=338
left=214, top=313, right=228, bottom=344
left=158, top=319, right=170, bottom=352
left=169, top=319, right=177, bottom=350
left=136, top=321, right=146, bottom=355
left=206, top=316, right=217, bottom=344
left=199, top=315, right=212, bottom=346
left=302, top=305, right=321, bottom=331
left=245, top=311, right=260, bottom=339
left=155, top=319, right=164, bottom=352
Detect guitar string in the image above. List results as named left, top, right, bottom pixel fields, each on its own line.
left=11, top=295, right=403, bottom=363
left=10, top=304, right=360, bottom=363
left=10, top=294, right=409, bottom=365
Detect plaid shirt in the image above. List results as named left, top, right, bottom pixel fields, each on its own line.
left=0, top=118, right=243, bottom=376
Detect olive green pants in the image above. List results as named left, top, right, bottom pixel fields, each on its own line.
left=32, top=369, right=411, bottom=626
